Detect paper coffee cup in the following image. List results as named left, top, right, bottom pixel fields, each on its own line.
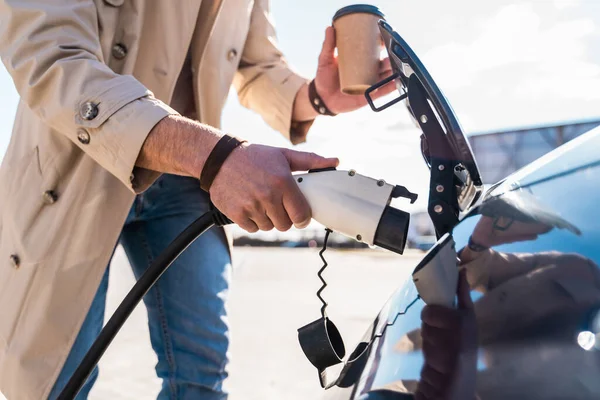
left=333, top=4, right=385, bottom=95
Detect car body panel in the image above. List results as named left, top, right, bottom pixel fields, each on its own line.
left=323, top=125, right=600, bottom=400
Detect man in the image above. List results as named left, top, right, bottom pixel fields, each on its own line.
left=0, top=1, right=394, bottom=399
left=353, top=271, right=478, bottom=400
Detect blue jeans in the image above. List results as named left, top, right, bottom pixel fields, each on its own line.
left=49, top=174, right=232, bottom=400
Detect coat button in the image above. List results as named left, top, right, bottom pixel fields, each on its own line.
left=112, top=43, right=128, bottom=60
left=80, top=102, right=99, bottom=121
left=10, top=254, right=20, bottom=269
left=43, top=190, right=59, bottom=205
left=227, top=49, right=238, bottom=61
left=77, top=129, right=91, bottom=145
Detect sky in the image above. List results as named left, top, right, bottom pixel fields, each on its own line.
left=0, top=0, right=599, bottom=233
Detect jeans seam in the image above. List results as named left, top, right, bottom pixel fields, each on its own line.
left=137, top=226, right=178, bottom=400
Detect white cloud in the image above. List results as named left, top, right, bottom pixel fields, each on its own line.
left=418, top=2, right=600, bottom=131
left=510, top=16, right=600, bottom=102
left=422, top=4, right=543, bottom=89
left=554, top=0, right=581, bottom=10
left=423, top=3, right=597, bottom=82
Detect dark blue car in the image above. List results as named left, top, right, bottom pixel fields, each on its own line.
left=310, top=19, right=600, bottom=400
left=320, top=125, right=600, bottom=400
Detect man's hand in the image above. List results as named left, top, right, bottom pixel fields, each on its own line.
left=315, top=26, right=396, bottom=114
left=471, top=216, right=553, bottom=249
left=290, top=26, right=396, bottom=125
left=209, top=144, right=338, bottom=233
left=459, top=216, right=553, bottom=265
left=416, top=271, right=478, bottom=400
left=137, top=115, right=339, bottom=233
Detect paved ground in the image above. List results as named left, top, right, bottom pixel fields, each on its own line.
left=1, top=246, right=421, bottom=400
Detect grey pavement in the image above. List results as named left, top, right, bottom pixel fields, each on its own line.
left=2, top=246, right=421, bottom=400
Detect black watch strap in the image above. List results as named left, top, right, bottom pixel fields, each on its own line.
left=200, top=134, right=247, bottom=192
left=467, top=236, right=489, bottom=252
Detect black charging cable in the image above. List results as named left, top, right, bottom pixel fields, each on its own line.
left=57, top=209, right=231, bottom=399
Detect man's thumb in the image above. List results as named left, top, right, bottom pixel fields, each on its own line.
left=282, top=149, right=339, bottom=172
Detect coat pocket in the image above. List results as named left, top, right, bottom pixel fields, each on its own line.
left=0, top=147, right=45, bottom=348
left=3, top=147, right=46, bottom=257
left=102, top=0, right=125, bottom=6
left=0, top=227, right=40, bottom=350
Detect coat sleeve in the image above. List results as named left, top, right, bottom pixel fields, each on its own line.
left=0, top=0, right=178, bottom=193
left=233, top=0, right=314, bottom=145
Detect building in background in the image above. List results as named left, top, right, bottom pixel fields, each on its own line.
left=408, top=118, right=600, bottom=248
left=469, top=118, right=600, bottom=184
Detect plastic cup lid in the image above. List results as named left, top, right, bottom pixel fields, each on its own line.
left=333, top=4, right=385, bottom=22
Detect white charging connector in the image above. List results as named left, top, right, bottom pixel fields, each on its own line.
left=294, top=169, right=394, bottom=246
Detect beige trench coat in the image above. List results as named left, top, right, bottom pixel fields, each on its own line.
left=0, top=0, right=310, bottom=398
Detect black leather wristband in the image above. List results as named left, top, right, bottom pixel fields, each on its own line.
left=200, top=134, right=247, bottom=192
left=308, top=80, right=337, bottom=116
left=467, top=236, right=489, bottom=252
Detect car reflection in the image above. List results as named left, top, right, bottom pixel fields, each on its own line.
left=326, top=182, right=600, bottom=400
left=461, top=211, right=599, bottom=400
left=401, top=201, right=599, bottom=399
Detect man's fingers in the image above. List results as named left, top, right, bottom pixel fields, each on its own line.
left=457, top=269, right=474, bottom=310
left=505, top=233, right=538, bottom=244
left=319, top=26, right=337, bottom=65
left=421, top=305, right=461, bottom=330
left=282, top=148, right=339, bottom=172
left=236, top=217, right=259, bottom=234
left=282, top=179, right=312, bottom=228
left=371, top=62, right=397, bottom=99
left=419, top=365, right=449, bottom=391
left=421, top=324, right=458, bottom=349
left=421, top=342, right=457, bottom=375
left=378, top=70, right=394, bottom=80
left=251, top=209, right=275, bottom=231
left=265, top=199, right=294, bottom=232
left=415, top=378, right=439, bottom=400
left=379, top=57, right=392, bottom=73
left=372, top=78, right=397, bottom=98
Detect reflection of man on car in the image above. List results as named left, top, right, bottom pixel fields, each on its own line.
left=461, top=215, right=600, bottom=399
left=393, top=209, right=600, bottom=399
left=413, top=270, right=477, bottom=400
left=359, top=271, right=478, bottom=400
